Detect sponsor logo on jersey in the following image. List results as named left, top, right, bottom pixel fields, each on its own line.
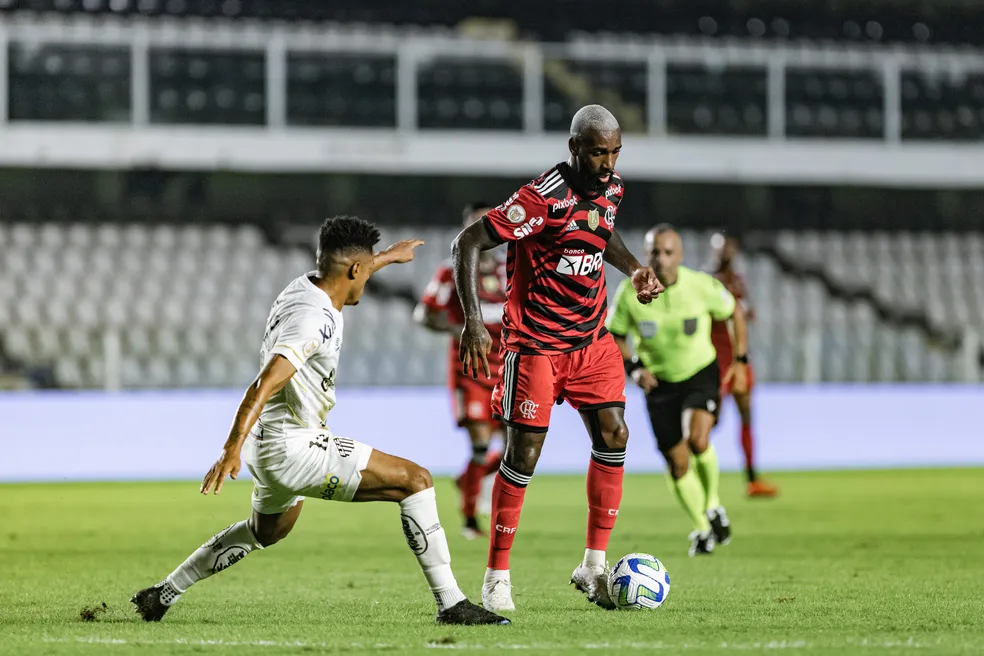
left=604, top=205, right=616, bottom=229
left=320, top=313, right=336, bottom=343
left=506, top=204, right=527, bottom=224
left=587, top=208, right=600, bottom=231
left=563, top=248, right=586, bottom=255
left=605, top=184, right=623, bottom=198
left=320, top=474, right=342, bottom=500
left=517, top=399, right=539, bottom=419
left=639, top=321, right=657, bottom=338
left=512, top=215, right=543, bottom=237
left=565, top=220, right=579, bottom=232
left=401, top=514, right=429, bottom=554
left=303, top=338, right=320, bottom=357
left=557, top=252, right=604, bottom=276
left=551, top=196, right=578, bottom=212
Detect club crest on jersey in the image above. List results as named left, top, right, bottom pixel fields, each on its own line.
left=517, top=399, right=539, bottom=420
left=639, top=321, right=658, bottom=338
left=587, top=208, right=600, bottom=231
left=604, top=205, right=616, bottom=229
left=507, top=204, right=527, bottom=224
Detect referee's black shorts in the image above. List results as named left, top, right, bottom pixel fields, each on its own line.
left=644, top=361, right=720, bottom=454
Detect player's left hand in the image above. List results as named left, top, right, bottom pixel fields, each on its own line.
left=381, top=239, right=425, bottom=264
left=200, top=449, right=241, bottom=495
left=631, top=266, right=662, bottom=304
left=723, top=362, right=749, bottom=395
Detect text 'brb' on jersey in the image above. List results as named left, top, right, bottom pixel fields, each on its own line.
left=484, top=162, right=624, bottom=354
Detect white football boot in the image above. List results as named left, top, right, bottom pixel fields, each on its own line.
left=481, top=569, right=516, bottom=612
left=570, top=563, right=615, bottom=610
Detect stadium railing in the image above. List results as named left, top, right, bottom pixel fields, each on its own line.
left=4, top=15, right=984, bottom=184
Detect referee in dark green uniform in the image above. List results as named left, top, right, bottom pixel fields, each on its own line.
left=608, top=224, right=749, bottom=556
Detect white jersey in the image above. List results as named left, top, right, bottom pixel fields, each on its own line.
left=257, top=273, right=344, bottom=438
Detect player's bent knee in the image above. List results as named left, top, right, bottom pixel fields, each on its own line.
left=405, top=464, right=434, bottom=495
left=606, top=422, right=629, bottom=449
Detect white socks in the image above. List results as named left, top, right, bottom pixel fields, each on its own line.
left=162, top=520, right=262, bottom=605
left=399, top=487, right=467, bottom=611
left=583, top=548, right=607, bottom=569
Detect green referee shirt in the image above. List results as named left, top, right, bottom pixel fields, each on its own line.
left=607, top=266, right=736, bottom=383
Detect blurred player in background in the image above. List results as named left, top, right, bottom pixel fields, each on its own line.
left=131, top=216, right=509, bottom=626
left=709, top=233, right=778, bottom=498
left=453, top=105, right=661, bottom=611
left=609, top=225, right=745, bottom=556
left=415, top=201, right=506, bottom=539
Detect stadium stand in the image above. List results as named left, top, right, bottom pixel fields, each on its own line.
left=1, top=0, right=981, bottom=47
left=0, top=222, right=974, bottom=390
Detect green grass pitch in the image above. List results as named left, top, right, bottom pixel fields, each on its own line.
left=2, top=470, right=982, bottom=655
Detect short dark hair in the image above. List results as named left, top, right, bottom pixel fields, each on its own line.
left=317, top=215, right=380, bottom=272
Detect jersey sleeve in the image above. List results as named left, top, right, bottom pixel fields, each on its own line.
left=420, top=265, right=454, bottom=312
left=269, top=308, right=335, bottom=371
left=606, top=278, right=636, bottom=337
left=703, top=274, right=737, bottom=321
left=483, top=184, right=552, bottom=243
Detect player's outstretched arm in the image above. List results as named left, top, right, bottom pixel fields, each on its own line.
left=605, top=230, right=663, bottom=304
left=451, top=221, right=499, bottom=379
left=371, top=239, right=424, bottom=274
left=200, top=355, right=297, bottom=495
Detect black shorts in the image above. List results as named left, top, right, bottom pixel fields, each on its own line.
left=644, top=361, right=720, bottom=454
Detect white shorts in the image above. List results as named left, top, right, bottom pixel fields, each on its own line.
left=242, top=427, right=373, bottom=515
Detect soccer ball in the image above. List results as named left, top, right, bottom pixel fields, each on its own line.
left=607, top=552, right=670, bottom=610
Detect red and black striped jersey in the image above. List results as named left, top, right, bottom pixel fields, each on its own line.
left=483, top=162, right=624, bottom=354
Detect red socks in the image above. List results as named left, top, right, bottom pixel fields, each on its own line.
left=585, top=459, right=624, bottom=551
left=487, top=471, right=527, bottom=570
left=459, top=461, right=485, bottom=519
left=740, top=422, right=756, bottom=481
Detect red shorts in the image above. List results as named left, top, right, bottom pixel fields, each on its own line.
left=491, top=333, right=626, bottom=432
left=452, top=377, right=499, bottom=428
left=718, top=356, right=756, bottom=396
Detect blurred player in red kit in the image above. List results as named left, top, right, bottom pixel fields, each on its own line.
left=709, top=233, right=778, bottom=498
left=415, top=202, right=506, bottom=539
left=453, top=105, right=662, bottom=612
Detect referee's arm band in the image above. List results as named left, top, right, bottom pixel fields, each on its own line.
left=624, top=356, right=645, bottom=376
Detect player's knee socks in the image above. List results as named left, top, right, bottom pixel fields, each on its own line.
left=164, top=520, right=262, bottom=604
left=399, top=487, right=467, bottom=612
left=740, top=423, right=756, bottom=482
left=667, top=469, right=711, bottom=532
left=461, top=442, right=490, bottom=519
left=585, top=447, right=625, bottom=560
left=692, top=444, right=722, bottom=511
left=487, top=464, right=530, bottom=571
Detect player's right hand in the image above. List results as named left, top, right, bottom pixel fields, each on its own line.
left=631, top=367, right=658, bottom=394
left=200, top=449, right=241, bottom=496
left=459, top=321, right=493, bottom=380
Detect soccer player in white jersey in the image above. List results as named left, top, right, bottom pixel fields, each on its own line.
left=130, top=216, right=510, bottom=626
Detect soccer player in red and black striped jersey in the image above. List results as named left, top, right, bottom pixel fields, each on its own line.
left=709, top=233, right=778, bottom=498
left=415, top=202, right=507, bottom=539
left=452, top=105, right=662, bottom=612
